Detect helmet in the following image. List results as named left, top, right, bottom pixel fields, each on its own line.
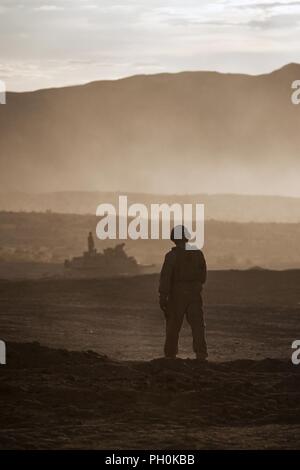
left=170, top=225, right=190, bottom=243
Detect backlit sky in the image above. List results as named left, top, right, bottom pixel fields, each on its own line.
left=1, top=0, right=300, bottom=91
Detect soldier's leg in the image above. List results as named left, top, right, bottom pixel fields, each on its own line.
left=164, top=299, right=185, bottom=358
left=186, top=296, right=208, bottom=357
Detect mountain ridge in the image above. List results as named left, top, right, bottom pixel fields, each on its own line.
left=1, top=63, right=300, bottom=196
left=6, top=62, right=300, bottom=94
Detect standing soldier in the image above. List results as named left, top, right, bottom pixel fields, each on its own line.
left=159, top=225, right=208, bottom=361
left=88, top=231, right=95, bottom=254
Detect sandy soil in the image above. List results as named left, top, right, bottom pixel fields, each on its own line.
left=0, top=271, right=300, bottom=449
left=1, top=342, right=300, bottom=449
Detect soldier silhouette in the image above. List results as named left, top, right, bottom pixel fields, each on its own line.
left=159, top=225, right=208, bottom=361
left=88, top=231, right=95, bottom=255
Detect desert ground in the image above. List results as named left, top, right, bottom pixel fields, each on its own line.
left=1, top=271, right=300, bottom=449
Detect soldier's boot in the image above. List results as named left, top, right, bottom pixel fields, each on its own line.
left=195, top=351, right=208, bottom=362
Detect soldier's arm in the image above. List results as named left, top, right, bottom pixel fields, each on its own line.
left=159, top=251, right=176, bottom=297
left=199, top=250, right=207, bottom=284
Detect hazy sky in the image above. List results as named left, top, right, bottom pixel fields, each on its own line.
left=1, top=0, right=300, bottom=90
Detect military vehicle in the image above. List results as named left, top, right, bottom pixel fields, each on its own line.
left=64, top=232, right=143, bottom=278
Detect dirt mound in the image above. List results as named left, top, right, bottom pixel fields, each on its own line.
left=1, top=342, right=300, bottom=449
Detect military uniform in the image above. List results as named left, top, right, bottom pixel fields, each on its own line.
left=159, top=245, right=207, bottom=358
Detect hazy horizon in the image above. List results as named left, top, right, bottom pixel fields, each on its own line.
left=2, top=189, right=300, bottom=199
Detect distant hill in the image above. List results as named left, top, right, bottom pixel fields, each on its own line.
left=1, top=64, right=300, bottom=196
left=0, top=191, right=300, bottom=223
left=1, top=211, right=300, bottom=270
